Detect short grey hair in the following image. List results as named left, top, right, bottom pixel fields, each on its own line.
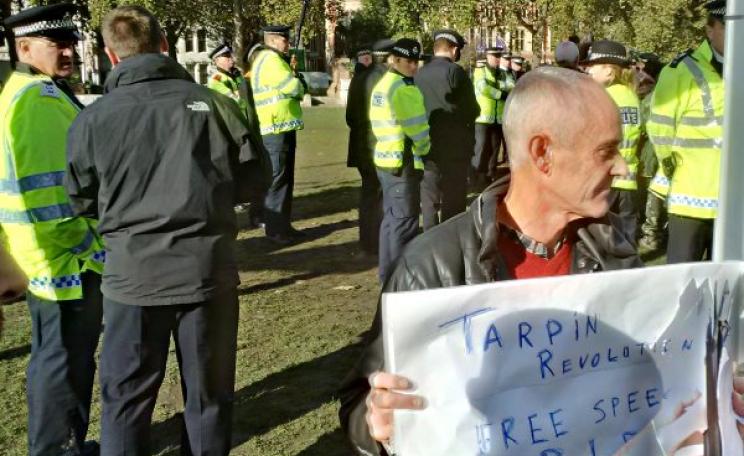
left=503, top=67, right=600, bottom=168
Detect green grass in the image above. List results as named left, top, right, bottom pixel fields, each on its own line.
left=0, top=107, right=379, bottom=455
left=0, top=107, right=671, bottom=454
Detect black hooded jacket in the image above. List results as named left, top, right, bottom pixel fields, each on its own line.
left=338, top=178, right=642, bottom=455
left=65, top=53, right=270, bottom=306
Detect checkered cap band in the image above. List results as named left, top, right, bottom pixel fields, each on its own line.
left=709, top=6, right=726, bottom=15
left=587, top=52, right=626, bottom=61
left=12, top=17, right=76, bottom=37
left=435, top=33, right=459, bottom=45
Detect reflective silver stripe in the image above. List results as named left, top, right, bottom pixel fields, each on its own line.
left=410, top=130, right=429, bottom=142
left=376, top=134, right=405, bottom=143
left=679, top=116, right=724, bottom=126
left=0, top=203, right=74, bottom=223
left=400, top=115, right=427, bottom=127
left=650, top=136, right=720, bottom=148
left=374, top=151, right=403, bottom=160
left=682, top=57, right=721, bottom=127
left=370, top=119, right=397, bottom=128
left=620, top=139, right=637, bottom=150
left=70, top=230, right=94, bottom=255
left=648, top=113, right=675, bottom=127
left=252, top=52, right=270, bottom=89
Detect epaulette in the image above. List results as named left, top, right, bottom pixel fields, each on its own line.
left=39, top=81, right=59, bottom=98
left=670, top=49, right=695, bottom=68
left=212, top=73, right=222, bottom=82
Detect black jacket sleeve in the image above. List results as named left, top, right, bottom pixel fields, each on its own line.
left=213, top=94, right=271, bottom=204
left=451, top=66, right=479, bottom=125
left=65, top=114, right=100, bottom=219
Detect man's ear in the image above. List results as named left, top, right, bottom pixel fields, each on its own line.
left=104, top=46, right=120, bottom=66
left=160, top=32, right=169, bottom=54
left=527, top=134, right=552, bottom=175
left=15, top=38, right=30, bottom=59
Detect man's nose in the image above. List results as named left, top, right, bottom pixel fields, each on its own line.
left=611, top=154, right=630, bottom=177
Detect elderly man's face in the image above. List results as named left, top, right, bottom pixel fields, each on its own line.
left=358, top=54, right=373, bottom=67
left=547, top=89, right=627, bottom=219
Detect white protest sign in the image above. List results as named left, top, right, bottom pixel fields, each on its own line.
left=383, top=262, right=744, bottom=455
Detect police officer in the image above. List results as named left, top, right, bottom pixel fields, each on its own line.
left=647, top=0, right=726, bottom=262
left=472, top=46, right=504, bottom=189
left=208, top=42, right=248, bottom=112
left=370, top=38, right=430, bottom=283
left=1, top=4, right=105, bottom=454
left=414, top=29, right=478, bottom=230
left=346, top=39, right=393, bottom=255
left=354, top=46, right=373, bottom=74
left=636, top=54, right=668, bottom=252
left=489, top=51, right=516, bottom=170
left=511, top=55, right=526, bottom=79
left=251, top=25, right=307, bottom=244
left=584, top=40, right=642, bottom=243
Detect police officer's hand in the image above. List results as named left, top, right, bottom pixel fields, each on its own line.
left=365, top=371, right=425, bottom=444
left=0, top=246, right=27, bottom=303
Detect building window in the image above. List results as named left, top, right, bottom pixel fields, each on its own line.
left=198, top=64, right=209, bottom=84
left=184, top=31, right=194, bottom=52
left=197, top=30, right=207, bottom=53
left=185, top=63, right=196, bottom=80
left=512, top=29, right=525, bottom=52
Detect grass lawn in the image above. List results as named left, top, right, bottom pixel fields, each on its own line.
left=0, top=106, right=668, bottom=454
left=0, top=106, right=378, bottom=455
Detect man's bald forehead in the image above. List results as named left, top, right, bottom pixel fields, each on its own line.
left=503, top=67, right=618, bottom=165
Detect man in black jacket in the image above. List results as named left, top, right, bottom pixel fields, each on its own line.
left=65, top=6, right=268, bottom=455
left=345, top=39, right=393, bottom=255
left=414, top=29, right=479, bottom=230
left=339, top=67, right=642, bottom=455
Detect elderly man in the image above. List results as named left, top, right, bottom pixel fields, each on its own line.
left=339, top=67, right=642, bottom=455
left=1, top=4, right=105, bottom=454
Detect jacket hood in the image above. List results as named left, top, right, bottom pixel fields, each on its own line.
left=104, top=53, right=194, bottom=93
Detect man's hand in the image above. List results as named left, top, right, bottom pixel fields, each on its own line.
left=0, top=246, right=26, bottom=304
left=732, top=375, right=744, bottom=440
left=290, top=54, right=298, bottom=71
left=365, top=372, right=425, bottom=444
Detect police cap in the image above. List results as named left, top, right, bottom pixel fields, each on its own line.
left=3, top=3, right=79, bottom=42
left=356, top=46, right=372, bottom=58
left=209, top=42, right=233, bottom=60
left=485, top=46, right=506, bottom=56
left=372, top=38, right=395, bottom=55
left=511, top=56, right=524, bottom=65
left=261, top=25, right=291, bottom=38
left=390, top=38, right=422, bottom=60
left=706, top=1, right=726, bottom=18
left=582, top=39, right=630, bottom=68
left=432, top=29, right=466, bottom=48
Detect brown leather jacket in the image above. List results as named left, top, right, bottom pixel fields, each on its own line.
left=338, top=179, right=642, bottom=455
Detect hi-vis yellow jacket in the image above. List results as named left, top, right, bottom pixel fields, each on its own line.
left=647, top=40, right=723, bottom=219
left=473, top=66, right=501, bottom=124
left=251, top=48, right=305, bottom=135
left=606, top=83, right=642, bottom=191
left=369, top=70, right=430, bottom=171
left=208, top=68, right=248, bottom=114
left=0, top=68, right=104, bottom=301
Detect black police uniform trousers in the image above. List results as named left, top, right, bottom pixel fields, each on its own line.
left=666, top=215, right=714, bottom=263
left=377, top=161, right=421, bottom=283
left=357, top=163, right=382, bottom=254
left=263, top=130, right=297, bottom=236
left=26, top=271, right=102, bottom=456
left=609, top=188, right=639, bottom=245
left=99, top=289, right=238, bottom=455
left=421, top=158, right=468, bottom=231
left=472, top=123, right=497, bottom=180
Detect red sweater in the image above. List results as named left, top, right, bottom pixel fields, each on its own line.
left=497, top=229, right=573, bottom=279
